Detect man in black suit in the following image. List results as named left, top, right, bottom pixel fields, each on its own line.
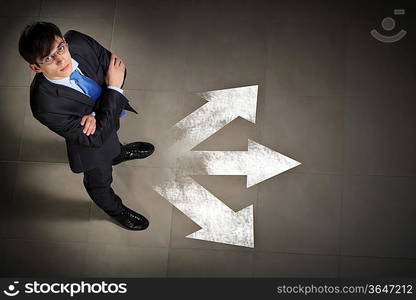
left=18, top=22, right=153, bottom=231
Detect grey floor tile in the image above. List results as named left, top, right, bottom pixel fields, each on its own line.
left=346, top=22, right=416, bottom=96
left=19, top=99, right=68, bottom=163
left=254, top=251, right=338, bottom=277
left=0, top=17, right=34, bottom=86
left=167, top=248, right=253, bottom=277
left=184, top=0, right=269, bottom=22
left=0, top=241, right=4, bottom=272
left=87, top=166, right=173, bottom=248
left=114, top=0, right=188, bottom=19
left=256, top=172, right=342, bottom=255
left=83, top=243, right=168, bottom=277
left=0, top=0, right=41, bottom=17
left=266, top=21, right=346, bottom=97
left=112, top=3, right=187, bottom=91
left=345, top=94, right=416, bottom=176
left=119, top=89, right=234, bottom=168
left=341, top=175, right=416, bottom=258
left=40, top=0, right=115, bottom=19
left=0, top=239, right=87, bottom=277
left=0, top=162, right=19, bottom=237
left=269, top=0, right=349, bottom=24
left=0, top=87, right=29, bottom=161
left=170, top=175, right=258, bottom=251
left=0, top=162, right=18, bottom=200
left=181, top=17, right=268, bottom=93
left=260, top=93, right=344, bottom=174
left=2, top=162, right=90, bottom=243
left=40, top=17, right=114, bottom=49
left=340, top=256, right=416, bottom=277
left=117, top=90, right=186, bottom=168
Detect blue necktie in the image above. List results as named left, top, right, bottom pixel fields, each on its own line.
left=70, top=69, right=125, bottom=117
left=70, top=69, right=101, bottom=100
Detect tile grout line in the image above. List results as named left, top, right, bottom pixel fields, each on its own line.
left=249, top=248, right=416, bottom=261
left=109, top=0, right=117, bottom=51
left=166, top=206, right=174, bottom=278
left=1, top=160, right=415, bottom=178
left=0, top=86, right=30, bottom=88
left=84, top=0, right=118, bottom=251
left=16, top=92, right=29, bottom=163
left=164, top=90, right=195, bottom=277
left=0, top=237, right=173, bottom=251
left=166, top=84, right=184, bottom=277
left=15, top=0, right=44, bottom=165
left=337, top=175, right=345, bottom=277
left=337, top=22, right=349, bottom=278
left=251, top=15, right=272, bottom=278
left=3, top=234, right=412, bottom=262
left=108, top=0, right=173, bottom=278
left=38, top=0, right=43, bottom=17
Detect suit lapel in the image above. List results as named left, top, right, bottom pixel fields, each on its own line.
left=57, top=86, right=95, bottom=107
left=36, top=73, right=95, bottom=107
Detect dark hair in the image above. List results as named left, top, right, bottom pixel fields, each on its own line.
left=18, top=21, right=63, bottom=65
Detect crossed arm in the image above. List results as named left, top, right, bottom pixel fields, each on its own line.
left=80, top=52, right=126, bottom=136
left=33, top=31, right=132, bottom=148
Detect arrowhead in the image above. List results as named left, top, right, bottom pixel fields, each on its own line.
left=246, top=139, right=301, bottom=188
left=186, top=205, right=254, bottom=248
left=197, top=85, right=258, bottom=124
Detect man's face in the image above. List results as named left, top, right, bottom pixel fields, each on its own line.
left=29, top=35, right=72, bottom=79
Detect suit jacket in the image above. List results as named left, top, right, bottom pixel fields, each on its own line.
left=30, top=30, right=138, bottom=173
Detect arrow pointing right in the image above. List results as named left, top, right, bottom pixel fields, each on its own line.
left=177, top=139, right=301, bottom=187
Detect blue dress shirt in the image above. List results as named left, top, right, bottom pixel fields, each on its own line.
left=43, top=58, right=124, bottom=116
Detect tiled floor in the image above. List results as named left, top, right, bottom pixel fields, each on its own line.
left=1, top=0, right=415, bottom=277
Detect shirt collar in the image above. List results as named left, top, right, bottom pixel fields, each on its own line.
left=43, top=58, right=80, bottom=84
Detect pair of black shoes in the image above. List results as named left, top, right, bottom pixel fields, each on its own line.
left=112, top=142, right=155, bottom=166
left=111, top=141, right=154, bottom=230
left=112, top=205, right=149, bottom=231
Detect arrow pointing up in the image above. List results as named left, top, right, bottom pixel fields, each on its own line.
left=177, top=139, right=301, bottom=187
left=159, top=85, right=258, bottom=159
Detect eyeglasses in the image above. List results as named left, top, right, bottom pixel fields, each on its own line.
left=38, top=40, right=68, bottom=65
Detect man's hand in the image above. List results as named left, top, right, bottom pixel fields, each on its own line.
left=80, top=114, right=96, bottom=136
left=105, top=53, right=125, bottom=88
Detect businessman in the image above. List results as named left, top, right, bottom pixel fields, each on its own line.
left=18, top=22, right=153, bottom=231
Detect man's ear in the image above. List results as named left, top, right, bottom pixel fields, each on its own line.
left=29, top=63, right=42, bottom=73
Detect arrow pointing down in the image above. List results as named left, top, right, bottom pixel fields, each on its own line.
left=153, top=174, right=254, bottom=248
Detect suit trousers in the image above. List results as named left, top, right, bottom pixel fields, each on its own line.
left=83, top=161, right=124, bottom=217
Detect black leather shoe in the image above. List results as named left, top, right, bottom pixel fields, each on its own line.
left=112, top=206, right=149, bottom=231
left=112, top=142, right=155, bottom=165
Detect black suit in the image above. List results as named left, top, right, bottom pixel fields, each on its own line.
left=30, top=30, right=136, bottom=216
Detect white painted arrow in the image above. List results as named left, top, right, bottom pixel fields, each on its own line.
left=177, top=139, right=301, bottom=188
left=159, top=85, right=258, bottom=159
left=153, top=84, right=301, bottom=248
left=153, top=174, right=254, bottom=248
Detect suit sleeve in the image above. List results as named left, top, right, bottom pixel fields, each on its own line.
left=66, top=30, right=127, bottom=87
left=33, top=88, right=128, bottom=148
left=66, top=30, right=134, bottom=112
